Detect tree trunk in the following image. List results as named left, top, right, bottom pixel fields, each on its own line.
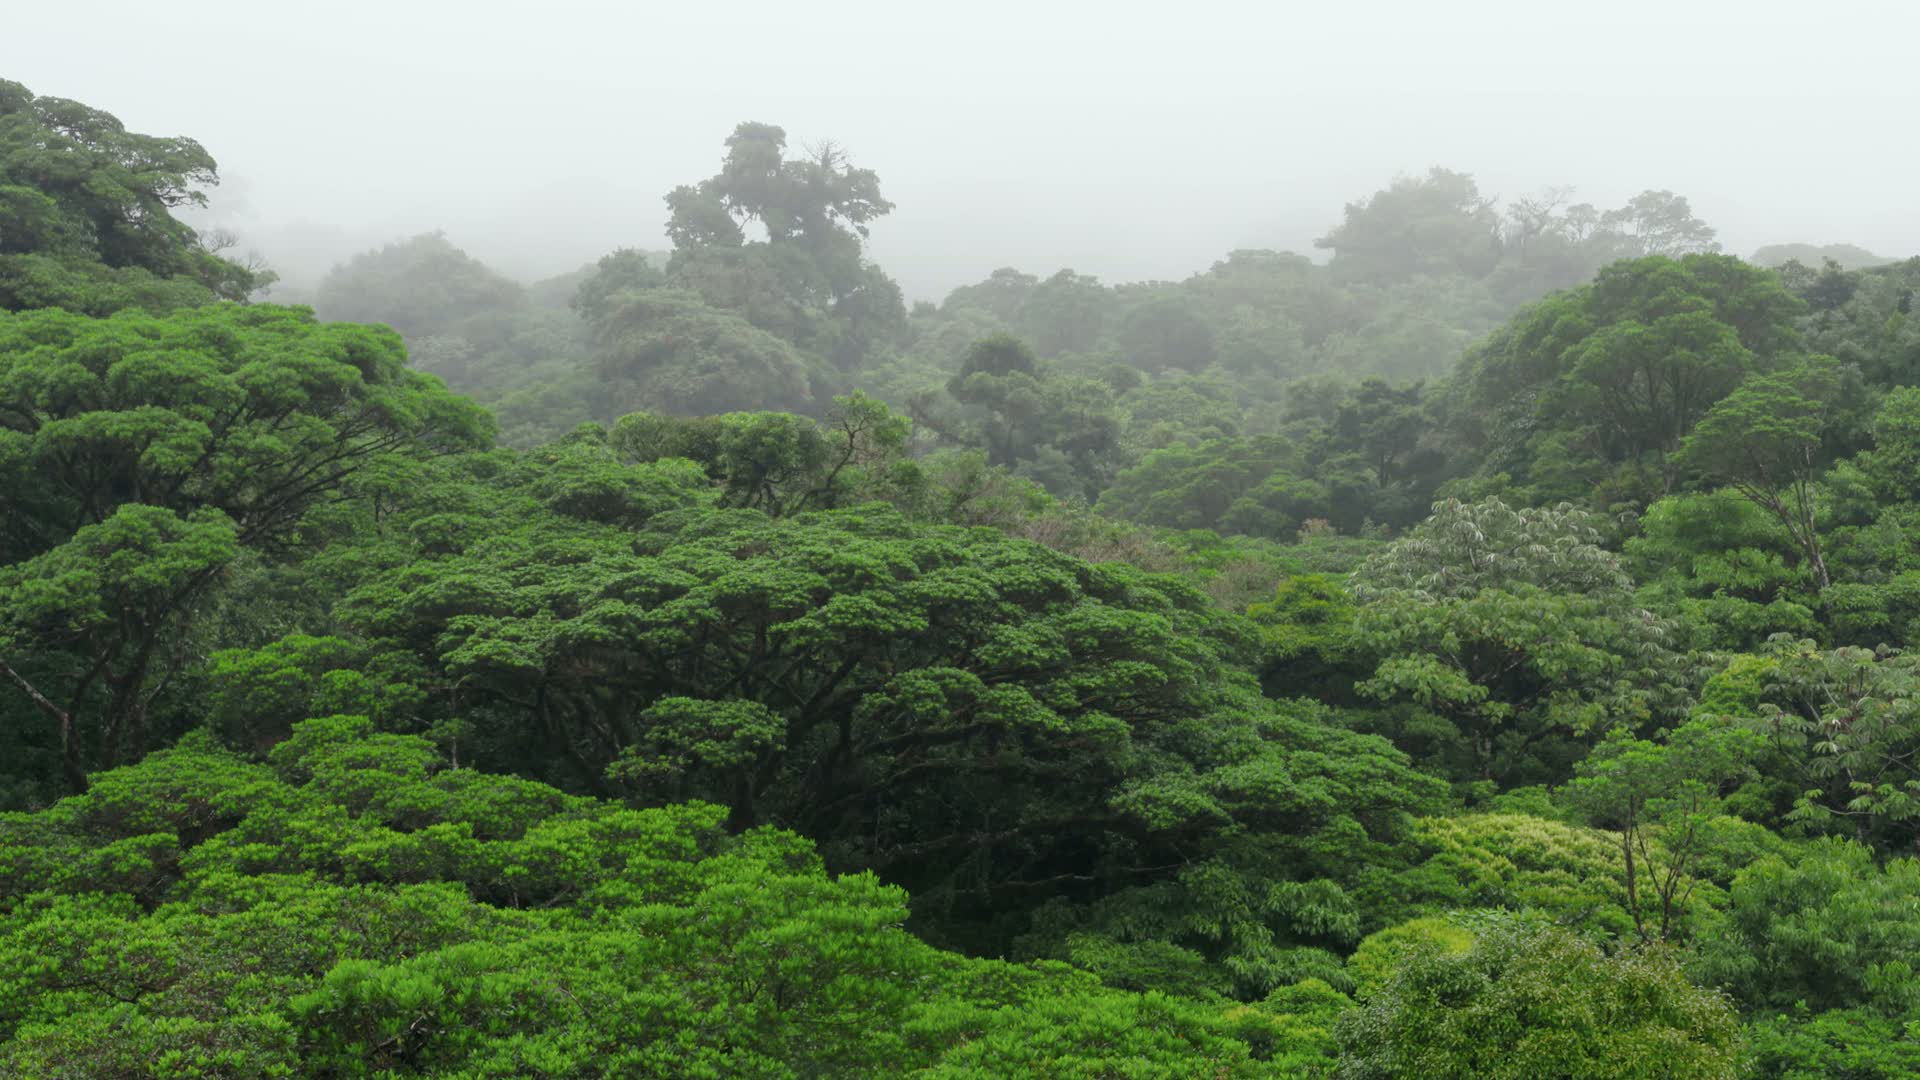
left=0, top=656, right=88, bottom=793
left=1621, top=821, right=1646, bottom=941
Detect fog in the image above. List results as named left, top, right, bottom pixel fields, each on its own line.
left=7, top=0, right=1917, bottom=298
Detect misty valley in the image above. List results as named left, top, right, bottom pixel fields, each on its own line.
left=7, top=71, right=1920, bottom=1079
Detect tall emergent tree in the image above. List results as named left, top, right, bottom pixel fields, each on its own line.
left=661, top=121, right=907, bottom=371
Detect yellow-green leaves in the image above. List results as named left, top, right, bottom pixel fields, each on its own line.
left=0, top=720, right=1341, bottom=1076
left=1336, top=918, right=1742, bottom=1080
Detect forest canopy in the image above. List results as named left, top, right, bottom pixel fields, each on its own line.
left=6, top=77, right=1920, bottom=1077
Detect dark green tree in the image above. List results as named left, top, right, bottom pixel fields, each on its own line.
left=313, top=484, right=1442, bottom=961
left=933, top=333, right=1121, bottom=497
left=612, top=393, right=912, bottom=515
left=1454, top=253, right=1806, bottom=502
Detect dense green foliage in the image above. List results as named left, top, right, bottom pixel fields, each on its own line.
left=0, top=723, right=1330, bottom=1077
left=0, top=301, right=488, bottom=798
left=1347, top=497, right=1690, bottom=790
left=1336, top=917, right=1743, bottom=1079
left=0, top=80, right=267, bottom=313
left=7, top=79, right=1920, bottom=1075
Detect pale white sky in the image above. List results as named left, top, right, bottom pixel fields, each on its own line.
left=6, top=0, right=1916, bottom=297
